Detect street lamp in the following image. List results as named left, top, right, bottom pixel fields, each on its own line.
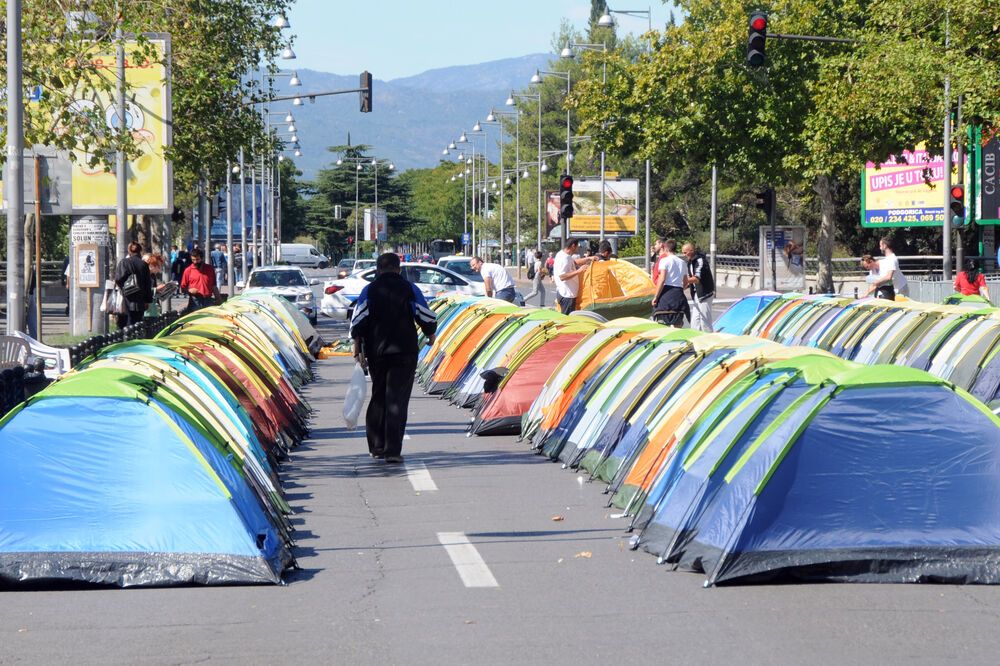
left=599, top=4, right=654, bottom=269
left=563, top=41, right=610, bottom=243
left=508, top=89, right=543, bottom=251
left=488, top=106, right=520, bottom=271
left=530, top=68, right=574, bottom=247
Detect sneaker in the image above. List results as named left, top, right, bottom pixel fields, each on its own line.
left=385, top=455, right=404, bottom=463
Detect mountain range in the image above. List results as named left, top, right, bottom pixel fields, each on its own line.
left=272, top=53, right=553, bottom=181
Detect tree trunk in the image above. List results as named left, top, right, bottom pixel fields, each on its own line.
left=814, top=174, right=836, bottom=293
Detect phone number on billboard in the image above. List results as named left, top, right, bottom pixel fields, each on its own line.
left=866, top=211, right=944, bottom=226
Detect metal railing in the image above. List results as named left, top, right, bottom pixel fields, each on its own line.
left=0, top=261, right=67, bottom=285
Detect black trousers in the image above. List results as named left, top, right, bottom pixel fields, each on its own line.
left=366, top=353, right=418, bottom=457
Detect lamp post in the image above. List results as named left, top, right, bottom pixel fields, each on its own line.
left=507, top=90, right=542, bottom=251
left=488, top=107, right=518, bottom=270
left=370, top=157, right=395, bottom=253
left=530, top=69, right=573, bottom=247
left=599, top=5, right=654, bottom=269
left=458, top=130, right=487, bottom=254
left=563, top=41, right=608, bottom=243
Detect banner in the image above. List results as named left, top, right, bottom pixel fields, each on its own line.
left=861, top=142, right=962, bottom=227
left=976, top=128, right=1000, bottom=224
left=68, top=35, right=172, bottom=213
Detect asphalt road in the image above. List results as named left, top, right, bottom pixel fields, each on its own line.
left=4, top=310, right=1000, bottom=665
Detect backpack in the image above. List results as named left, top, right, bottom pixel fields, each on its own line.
left=527, top=262, right=535, bottom=280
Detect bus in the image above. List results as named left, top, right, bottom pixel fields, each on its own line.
left=430, top=239, right=456, bottom=262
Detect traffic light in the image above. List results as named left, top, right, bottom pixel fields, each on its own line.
left=747, top=11, right=768, bottom=67
left=755, top=188, right=775, bottom=218
left=559, top=174, right=574, bottom=219
left=950, top=184, right=965, bottom=223
left=347, top=236, right=354, bottom=248
left=359, top=71, right=372, bottom=113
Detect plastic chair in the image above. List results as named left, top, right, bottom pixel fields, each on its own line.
left=0, top=336, right=30, bottom=370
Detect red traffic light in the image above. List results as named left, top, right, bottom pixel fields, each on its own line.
left=750, top=16, right=766, bottom=30
left=561, top=176, right=573, bottom=189
left=951, top=185, right=964, bottom=199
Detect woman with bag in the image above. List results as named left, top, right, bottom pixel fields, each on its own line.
left=114, top=242, right=153, bottom=328
left=524, top=250, right=546, bottom=307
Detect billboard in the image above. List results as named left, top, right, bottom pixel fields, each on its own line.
left=861, top=142, right=962, bottom=227
left=545, top=178, right=639, bottom=237
left=975, top=127, right=1000, bottom=224
left=759, top=225, right=807, bottom=292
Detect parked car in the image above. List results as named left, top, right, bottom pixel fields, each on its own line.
left=435, top=256, right=526, bottom=305
left=279, top=243, right=329, bottom=269
left=242, top=265, right=320, bottom=325
left=321, top=262, right=486, bottom=320
left=335, top=258, right=377, bottom=279
left=436, top=256, right=482, bottom=283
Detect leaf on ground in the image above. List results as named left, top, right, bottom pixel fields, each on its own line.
left=574, top=551, right=592, bottom=559
left=552, top=515, right=565, bottom=521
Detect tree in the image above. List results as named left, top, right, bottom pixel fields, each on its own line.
left=570, top=0, right=1000, bottom=287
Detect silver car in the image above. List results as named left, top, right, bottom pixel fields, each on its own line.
left=243, top=265, right=319, bottom=325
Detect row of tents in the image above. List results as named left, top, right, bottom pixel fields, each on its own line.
left=418, top=294, right=1000, bottom=585
left=0, top=294, right=323, bottom=587
left=715, top=291, right=1000, bottom=409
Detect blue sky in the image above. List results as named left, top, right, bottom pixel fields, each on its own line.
left=285, top=0, right=675, bottom=80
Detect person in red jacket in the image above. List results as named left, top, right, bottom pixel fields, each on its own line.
left=180, top=247, right=220, bottom=312
left=954, top=260, right=991, bottom=302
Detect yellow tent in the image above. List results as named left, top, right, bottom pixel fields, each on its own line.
left=576, top=259, right=657, bottom=319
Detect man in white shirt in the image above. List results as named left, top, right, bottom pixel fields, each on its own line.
left=553, top=237, right=598, bottom=314
left=878, top=237, right=909, bottom=297
left=651, top=238, right=690, bottom=327
left=471, top=256, right=516, bottom=302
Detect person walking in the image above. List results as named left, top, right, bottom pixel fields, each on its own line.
left=114, top=241, right=153, bottom=329
left=524, top=250, right=547, bottom=307
left=232, top=243, right=244, bottom=284
left=651, top=238, right=689, bottom=327
left=210, top=243, right=227, bottom=287
left=351, top=252, right=437, bottom=463
left=171, top=245, right=191, bottom=284
left=553, top=237, right=598, bottom=315
left=471, top=256, right=516, bottom=302
left=682, top=242, right=715, bottom=332
left=180, top=247, right=220, bottom=312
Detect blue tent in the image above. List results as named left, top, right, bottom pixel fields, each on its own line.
left=636, top=361, right=1000, bottom=585
left=713, top=291, right=780, bottom=334
left=0, top=393, right=292, bottom=586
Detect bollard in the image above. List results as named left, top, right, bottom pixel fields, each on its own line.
left=854, top=287, right=859, bottom=300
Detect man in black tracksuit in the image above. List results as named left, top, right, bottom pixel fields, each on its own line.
left=350, top=253, right=437, bottom=463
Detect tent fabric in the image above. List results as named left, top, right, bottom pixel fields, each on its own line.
left=0, top=294, right=317, bottom=587
left=576, top=259, right=657, bottom=320
left=0, top=396, right=291, bottom=586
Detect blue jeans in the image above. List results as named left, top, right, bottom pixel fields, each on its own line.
left=494, top=286, right=516, bottom=302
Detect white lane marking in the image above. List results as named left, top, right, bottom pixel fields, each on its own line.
left=406, top=462, right=438, bottom=491
left=403, top=434, right=411, bottom=440
left=437, top=532, right=499, bottom=588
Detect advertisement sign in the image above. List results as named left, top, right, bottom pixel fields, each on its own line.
left=67, top=35, right=172, bottom=214
left=364, top=208, right=387, bottom=242
left=759, top=225, right=807, bottom=291
left=861, top=142, right=962, bottom=227
left=545, top=178, right=640, bottom=237
left=976, top=127, right=1000, bottom=224
left=76, top=244, right=100, bottom=288
left=70, top=216, right=112, bottom=246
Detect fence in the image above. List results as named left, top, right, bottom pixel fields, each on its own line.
left=0, top=261, right=67, bottom=285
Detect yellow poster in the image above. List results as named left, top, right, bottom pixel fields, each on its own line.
left=68, top=36, right=172, bottom=213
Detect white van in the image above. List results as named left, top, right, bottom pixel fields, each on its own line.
left=280, top=243, right=329, bottom=269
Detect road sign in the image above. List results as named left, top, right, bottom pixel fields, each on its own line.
left=976, top=128, right=1000, bottom=224
left=462, top=232, right=470, bottom=245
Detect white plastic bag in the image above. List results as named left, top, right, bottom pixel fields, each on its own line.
left=342, top=363, right=368, bottom=429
